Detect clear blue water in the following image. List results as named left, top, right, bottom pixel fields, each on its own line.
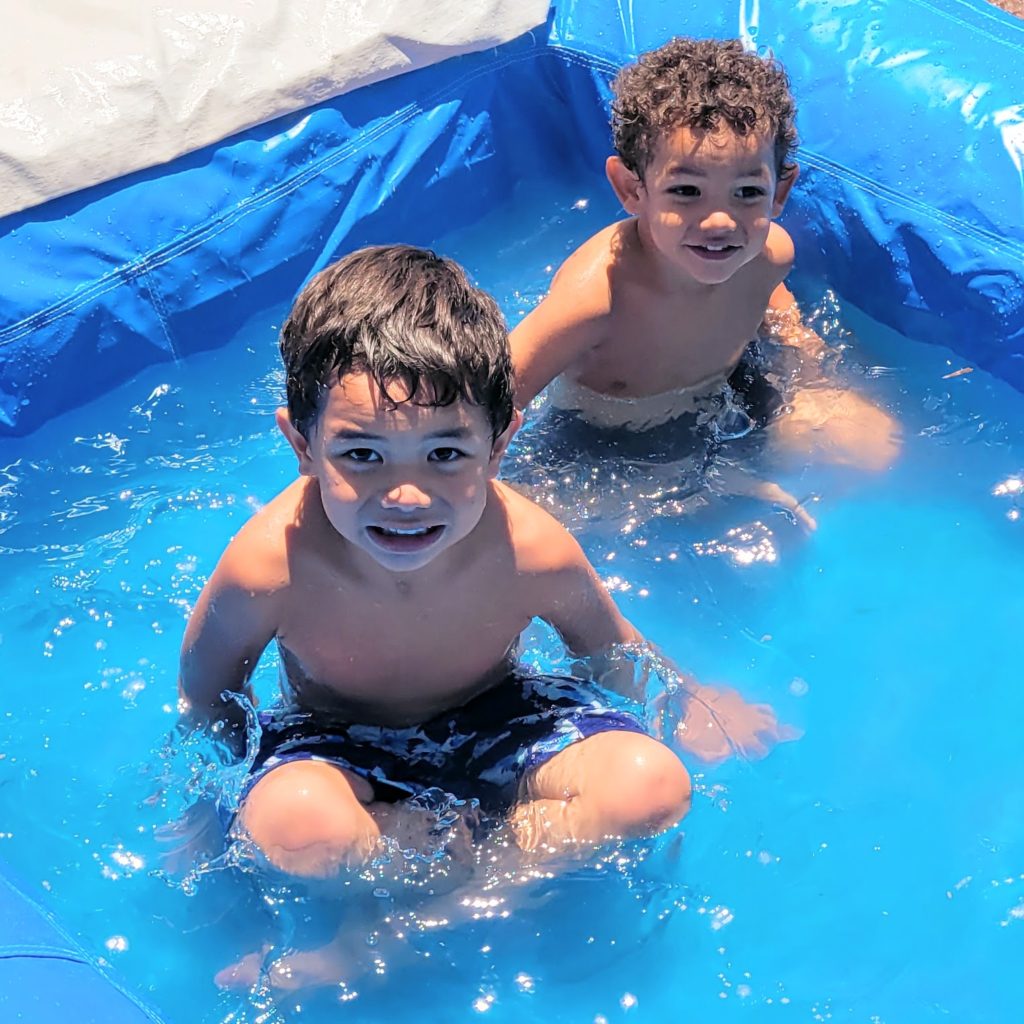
left=2, top=179, right=1023, bottom=1022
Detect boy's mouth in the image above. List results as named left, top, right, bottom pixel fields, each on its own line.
left=366, top=524, right=445, bottom=553
left=687, top=243, right=741, bottom=261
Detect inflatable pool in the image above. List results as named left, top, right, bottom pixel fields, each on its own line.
left=2, top=0, right=1021, bottom=437
left=1, top=1, right=1021, bottom=1020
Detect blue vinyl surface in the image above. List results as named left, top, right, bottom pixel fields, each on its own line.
left=0, top=1, right=1022, bottom=435
left=0, top=866, right=167, bottom=1023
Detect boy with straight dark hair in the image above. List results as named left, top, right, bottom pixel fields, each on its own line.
left=180, top=244, right=784, bottom=882
left=180, top=245, right=786, bottom=986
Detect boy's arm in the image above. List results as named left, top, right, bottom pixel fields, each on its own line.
left=539, top=542, right=644, bottom=667
left=509, top=257, right=607, bottom=410
left=178, top=544, right=280, bottom=734
left=761, top=225, right=902, bottom=473
left=766, top=281, right=827, bottom=360
left=537, top=533, right=792, bottom=763
left=761, top=224, right=827, bottom=360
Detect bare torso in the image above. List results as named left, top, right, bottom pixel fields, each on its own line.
left=510, top=219, right=791, bottom=420
left=241, top=480, right=545, bottom=726
left=570, top=221, right=778, bottom=395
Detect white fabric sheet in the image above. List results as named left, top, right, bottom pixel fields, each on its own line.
left=0, top=0, right=550, bottom=216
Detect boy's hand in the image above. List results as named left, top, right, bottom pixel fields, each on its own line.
left=651, top=683, right=799, bottom=763
left=710, top=463, right=818, bottom=531
left=155, top=797, right=225, bottom=878
left=175, top=687, right=258, bottom=764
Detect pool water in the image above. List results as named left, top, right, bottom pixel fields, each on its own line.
left=1, top=179, right=1023, bottom=1023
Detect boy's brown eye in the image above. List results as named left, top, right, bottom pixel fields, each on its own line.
left=341, top=448, right=381, bottom=463
left=429, top=447, right=464, bottom=463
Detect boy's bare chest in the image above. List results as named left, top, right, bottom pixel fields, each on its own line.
left=583, top=280, right=771, bottom=393
left=276, top=566, right=532, bottom=721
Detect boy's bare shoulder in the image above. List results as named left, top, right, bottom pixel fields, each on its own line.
left=492, top=481, right=589, bottom=573
left=763, top=222, right=796, bottom=276
left=509, top=223, right=627, bottom=405
left=547, top=221, right=625, bottom=309
left=211, top=479, right=305, bottom=594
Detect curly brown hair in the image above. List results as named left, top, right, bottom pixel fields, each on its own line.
left=611, top=37, right=798, bottom=181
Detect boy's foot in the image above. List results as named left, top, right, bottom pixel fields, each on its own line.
left=214, top=802, right=485, bottom=993
left=710, top=463, right=818, bottom=531
left=215, top=934, right=374, bottom=993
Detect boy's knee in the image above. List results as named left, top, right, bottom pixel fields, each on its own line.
left=777, top=388, right=901, bottom=472
left=238, top=761, right=379, bottom=878
left=593, top=732, right=692, bottom=837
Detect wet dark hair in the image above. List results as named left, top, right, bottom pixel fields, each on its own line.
left=280, top=245, right=514, bottom=441
left=611, top=37, right=798, bottom=181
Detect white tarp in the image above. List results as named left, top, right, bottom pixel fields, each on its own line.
left=0, top=0, right=550, bottom=217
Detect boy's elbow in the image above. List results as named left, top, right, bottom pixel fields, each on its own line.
left=622, top=620, right=645, bottom=647
left=509, top=353, right=549, bottom=410
left=522, top=369, right=566, bottom=410
left=514, top=383, right=541, bottom=412
left=175, top=678, right=217, bottom=725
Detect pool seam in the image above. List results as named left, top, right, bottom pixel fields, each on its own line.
left=3, top=40, right=1022, bottom=349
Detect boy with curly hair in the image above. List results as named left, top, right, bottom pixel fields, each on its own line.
left=511, top=38, right=899, bottom=521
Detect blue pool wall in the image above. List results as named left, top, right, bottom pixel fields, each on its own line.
left=0, top=0, right=1022, bottom=437
left=0, top=861, right=168, bottom=1023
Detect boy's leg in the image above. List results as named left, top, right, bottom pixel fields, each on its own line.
left=220, top=760, right=473, bottom=992
left=215, top=889, right=418, bottom=993
left=510, top=730, right=691, bottom=855
left=237, top=759, right=388, bottom=879
left=222, top=732, right=689, bottom=993
left=769, top=386, right=901, bottom=473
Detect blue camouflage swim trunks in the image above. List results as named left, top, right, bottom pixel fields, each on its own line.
left=247, top=673, right=646, bottom=812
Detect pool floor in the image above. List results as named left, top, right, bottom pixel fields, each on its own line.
left=1, top=179, right=1022, bottom=1022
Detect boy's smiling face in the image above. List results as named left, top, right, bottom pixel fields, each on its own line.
left=609, top=126, right=795, bottom=286
left=278, top=371, right=512, bottom=574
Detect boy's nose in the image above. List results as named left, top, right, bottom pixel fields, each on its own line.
left=381, top=481, right=432, bottom=510
left=699, top=209, right=737, bottom=233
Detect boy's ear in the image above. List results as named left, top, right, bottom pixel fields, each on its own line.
left=772, top=163, right=799, bottom=217
left=488, top=409, right=524, bottom=475
left=606, top=156, right=645, bottom=213
left=276, top=407, right=316, bottom=475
